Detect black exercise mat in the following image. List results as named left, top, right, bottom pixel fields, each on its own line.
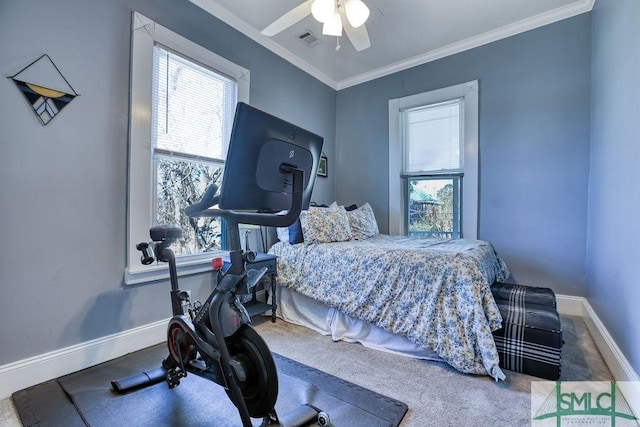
left=12, top=378, right=85, bottom=427
left=13, top=344, right=407, bottom=426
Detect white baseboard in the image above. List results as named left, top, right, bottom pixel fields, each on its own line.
left=0, top=318, right=169, bottom=399
left=581, top=301, right=640, bottom=382
left=2, top=295, right=638, bottom=401
left=555, top=294, right=584, bottom=317
left=556, top=293, right=639, bottom=383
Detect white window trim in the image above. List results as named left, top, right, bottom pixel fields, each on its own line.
left=126, top=12, right=250, bottom=285
left=388, top=80, right=478, bottom=239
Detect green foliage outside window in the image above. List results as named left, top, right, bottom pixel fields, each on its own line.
left=408, top=180, right=455, bottom=238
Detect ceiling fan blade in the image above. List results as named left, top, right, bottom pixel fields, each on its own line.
left=261, top=2, right=311, bottom=37
left=341, top=8, right=371, bottom=51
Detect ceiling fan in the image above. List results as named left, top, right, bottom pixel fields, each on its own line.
left=261, top=0, right=371, bottom=51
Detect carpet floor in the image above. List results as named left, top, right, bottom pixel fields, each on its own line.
left=252, top=315, right=613, bottom=427
left=3, top=314, right=612, bottom=427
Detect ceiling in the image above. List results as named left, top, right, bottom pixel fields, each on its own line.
left=188, top=0, right=593, bottom=90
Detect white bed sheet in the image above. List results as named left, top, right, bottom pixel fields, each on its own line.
left=276, top=286, right=442, bottom=361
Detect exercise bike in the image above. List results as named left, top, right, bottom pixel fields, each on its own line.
left=112, top=165, right=329, bottom=427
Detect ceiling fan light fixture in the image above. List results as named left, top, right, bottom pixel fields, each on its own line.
left=311, top=0, right=335, bottom=24
left=322, top=11, right=343, bottom=36
left=344, top=0, right=369, bottom=28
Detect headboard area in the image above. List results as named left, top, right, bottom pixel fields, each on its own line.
left=258, top=202, right=361, bottom=252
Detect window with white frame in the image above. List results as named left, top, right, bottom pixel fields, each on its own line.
left=126, top=13, right=250, bottom=284
left=388, top=81, right=478, bottom=239
left=403, top=99, right=462, bottom=238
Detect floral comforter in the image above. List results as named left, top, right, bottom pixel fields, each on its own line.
left=269, top=234, right=511, bottom=380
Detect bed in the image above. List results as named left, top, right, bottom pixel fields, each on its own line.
left=266, top=203, right=511, bottom=380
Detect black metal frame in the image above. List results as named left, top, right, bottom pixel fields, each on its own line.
left=112, top=165, right=323, bottom=427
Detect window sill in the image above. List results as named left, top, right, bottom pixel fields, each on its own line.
left=124, top=250, right=227, bottom=285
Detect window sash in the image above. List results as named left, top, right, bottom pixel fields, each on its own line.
left=153, top=152, right=224, bottom=253
left=405, top=174, right=461, bottom=239
left=126, top=12, right=249, bottom=285
left=401, top=98, right=464, bottom=239
left=152, top=45, right=237, bottom=161
left=150, top=45, right=236, bottom=256
left=388, top=80, right=478, bottom=238
left=401, top=98, right=463, bottom=175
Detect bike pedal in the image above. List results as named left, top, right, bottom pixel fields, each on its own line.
left=166, top=368, right=186, bottom=388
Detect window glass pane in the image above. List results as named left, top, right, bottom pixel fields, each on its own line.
left=404, top=99, right=461, bottom=173
left=151, top=45, right=238, bottom=256
left=152, top=45, right=236, bottom=160
left=408, top=177, right=459, bottom=238
left=156, top=156, right=223, bottom=255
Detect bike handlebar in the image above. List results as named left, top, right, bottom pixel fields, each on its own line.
left=184, top=165, right=304, bottom=228
left=184, top=183, right=220, bottom=217
left=136, top=242, right=155, bottom=265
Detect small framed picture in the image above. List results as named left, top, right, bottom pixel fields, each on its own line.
left=318, top=155, right=328, bottom=177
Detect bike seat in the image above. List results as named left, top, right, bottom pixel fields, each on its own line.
left=150, top=225, right=183, bottom=242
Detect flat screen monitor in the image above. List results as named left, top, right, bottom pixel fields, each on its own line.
left=218, top=102, right=324, bottom=212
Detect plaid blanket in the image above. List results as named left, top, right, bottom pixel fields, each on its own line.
left=492, top=297, right=562, bottom=380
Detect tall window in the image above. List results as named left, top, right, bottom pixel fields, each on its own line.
left=389, top=81, right=478, bottom=239
left=126, top=13, right=249, bottom=284
left=403, top=99, right=462, bottom=238
left=152, top=46, right=236, bottom=255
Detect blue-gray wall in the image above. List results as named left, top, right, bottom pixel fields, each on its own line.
left=588, top=0, right=640, bottom=376
left=335, top=15, right=592, bottom=297
left=1, top=0, right=637, bottom=379
left=0, top=0, right=335, bottom=365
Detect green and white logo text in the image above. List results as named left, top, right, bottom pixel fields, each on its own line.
left=532, top=381, right=639, bottom=427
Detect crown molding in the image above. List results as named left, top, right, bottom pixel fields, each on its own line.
left=189, top=0, right=594, bottom=92
left=337, top=0, right=595, bottom=89
left=188, top=0, right=339, bottom=89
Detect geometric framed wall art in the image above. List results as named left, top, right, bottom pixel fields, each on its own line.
left=7, top=54, right=79, bottom=126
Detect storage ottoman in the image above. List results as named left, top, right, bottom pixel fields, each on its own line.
left=491, top=282, right=557, bottom=309
left=491, top=283, right=563, bottom=380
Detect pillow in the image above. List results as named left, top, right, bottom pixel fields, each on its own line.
left=322, top=201, right=357, bottom=211
left=299, top=206, right=352, bottom=244
left=276, top=202, right=352, bottom=244
left=275, top=211, right=304, bottom=244
left=285, top=202, right=338, bottom=244
left=346, top=202, right=379, bottom=240
left=276, top=226, right=289, bottom=243
left=287, top=219, right=304, bottom=244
